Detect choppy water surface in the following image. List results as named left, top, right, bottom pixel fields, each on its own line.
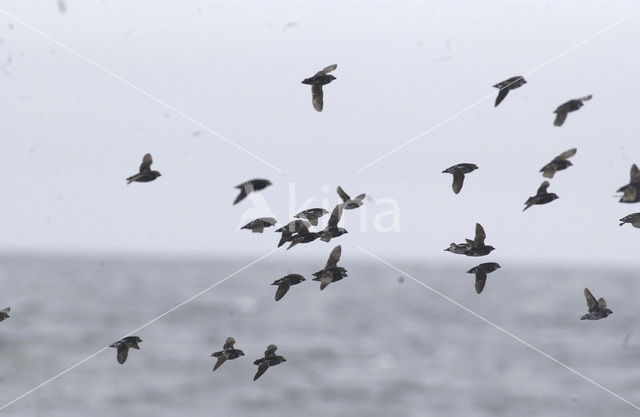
left=0, top=254, right=638, bottom=416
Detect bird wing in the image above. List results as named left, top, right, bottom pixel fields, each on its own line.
left=223, top=337, right=236, bottom=349
left=474, top=270, right=488, bottom=294
left=630, top=164, right=640, bottom=183
left=494, top=88, right=509, bottom=107
left=326, top=245, right=342, bottom=268
left=336, top=186, right=350, bottom=202
left=254, top=362, right=269, bottom=381
left=319, top=271, right=333, bottom=290
left=312, top=84, right=324, bottom=112
left=321, top=64, right=337, bottom=74
left=584, top=288, right=598, bottom=312
left=537, top=181, right=550, bottom=195
left=553, top=110, right=568, bottom=126
left=265, top=345, right=278, bottom=355
left=0, top=307, right=9, bottom=314
left=233, top=188, right=248, bottom=205
left=577, top=94, right=592, bottom=102
left=274, top=284, right=290, bottom=301
left=597, top=297, right=607, bottom=309
left=139, top=153, right=153, bottom=173
left=452, top=172, right=465, bottom=194
left=116, top=345, right=129, bottom=364
left=474, top=223, right=486, bottom=246
left=212, top=355, right=227, bottom=371
left=327, top=204, right=343, bottom=228
left=540, top=163, right=557, bottom=179
left=554, top=148, right=577, bottom=161
left=354, top=193, right=366, bottom=201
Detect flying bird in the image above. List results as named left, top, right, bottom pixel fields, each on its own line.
left=617, top=164, right=640, bottom=203
left=233, top=179, right=272, bottom=205
left=467, top=262, right=501, bottom=294
left=337, top=186, right=365, bottom=209
left=553, top=95, right=592, bottom=126
left=271, top=274, right=306, bottom=301
left=301, top=64, right=337, bottom=112
left=493, top=76, right=526, bottom=107
left=442, top=163, right=478, bottom=194
left=294, top=208, right=329, bottom=226
left=312, top=245, right=348, bottom=290
left=275, top=219, right=311, bottom=247
left=286, top=230, right=321, bottom=250
left=110, top=336, right=142, bottom=364
left=211, top=337, right=245, bottom=372
left=540, top=148, right=577, bottom=178
left=444, top=223, right=495, bottom=257
left=523, top=181, right=558, bottom=211
left=581, top=288, right=613, bottom=320
left=126, top=153, right=161, bottom=184
left=253, top=344, right=286, bottom=381
left=320, top=204, right=348, bottom=242
left=241, top=217, right=277, bottom=233
left=619, top=213, right=640, bottom=228
left=0, top=307, right=9, bottom=322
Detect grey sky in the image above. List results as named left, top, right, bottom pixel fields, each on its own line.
left=0, top=1, right=638, bottom=266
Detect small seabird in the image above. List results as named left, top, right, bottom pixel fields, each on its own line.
left=233, top=179, right=272, bottom=205
left=523, top=181, right=558, bottom=211
left=0, top=307, right=10, bottom=322
left=253, top=344, right=286, bottom=381
left=286, top=231, right=321, bottom=250
left=617, top=164, right=640, bottom=203
left=294, top=208, right=329, bottom=226
left=126, top=153, right=161, bottom=184
left=442, top=163, right=478, bottom=194
left=467, top=262, right=501, bottom=294
left=301, top=64, right=337, bottom=112
left=110, top=336, right=142, bottom=364
left=444, top=223, right=495, bottom=257
left=493, top=76, right=526, bottom=107
left=553, top=95, right=592, bottom=126
left=275, top=219, right=311, bottom=247
left=241, top=217, right=277, bottom=233
left=581, top=288, right=613, bottom=320
left=540, top=148, right=577, bottom=178
left=321, top=204, right=348, bottom=242
left=312, top=245, right=348, bottom=290
left=211, top=337, right=245, bottom=372
left=620, top=213, right=640, bottom=228
left=337, top=186, right=365, bottom=209
left=271, top=274, right=306, bottom=301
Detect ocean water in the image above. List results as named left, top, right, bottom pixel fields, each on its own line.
left=0, top=254, right=638, bottom=416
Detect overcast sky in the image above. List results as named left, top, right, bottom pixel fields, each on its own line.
left=0, top=0, right=638, bottom=266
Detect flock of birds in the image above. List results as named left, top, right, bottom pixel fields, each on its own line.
left=1, top=65, right=638, bottom=383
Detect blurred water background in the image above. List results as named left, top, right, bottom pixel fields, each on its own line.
left=0, top=253, right=638, bottom=416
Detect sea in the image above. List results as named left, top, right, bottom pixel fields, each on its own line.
left=0, top=253, right=639, bottom=416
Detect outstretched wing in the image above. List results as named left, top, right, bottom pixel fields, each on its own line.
left=117, top=345, right=129, bottom=364
left=474, top=223, right=486, bottom=246
left=597, top=297, right=607, bottom=309
left=474, top=269, right=488, bottom=294
left=494, top=89, right=509, bottom=107
left=577, top=94, right=592, bottom=102
left=584, top=288, right=598, bottom=312
left=254, top=363, right=269, bottom=381
left=630, top=164, right=640, bottom=183
left=312, top=85, right=324, bottom=112
left=321, top=64, right=337, bottom=74
left=554, top=148, right=577, bottom=161
left=537, top=181, right=550, bottom=195
left=326, top=245, right=342, bottom=268
left=212, top=355, right=227, bottom=371
left=452, top=172, right=465, bottom=194
left=327, top=204, right=343, bottom=228
left=274, top=285, right=290, bottom=301
left=139, top=153, right=153, bottom=173
left=223, top=337, right=236, bottom=349
left=553, top=110, right=568, bottom=126
left=336, top=186, right=350, bottom=202
left=0, top=307, right=9, bottom=314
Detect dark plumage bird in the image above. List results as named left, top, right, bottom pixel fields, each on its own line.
left=617, top=164, right=640, bottom=203
left=581, top=288, right=613, bottom=320
left=286, top=231, right=321, bottom=250
left=337, top=186, right=365, bottom=209
left=444, top=223, right=495, bottom=257
left=294, top=208, right=329, bottom=226
left=523, top=181, right=558, bottom=211
left=301, top=64, right=337, bottom=112
left=442, top=163, right=478, bottom=194
left=493, top=76, right=526, bottom=107
left=275, top=220, right=311, bottom=247
left=211, top=337, right=245, bottom=372
left=620, top=213, right=640, bottom=228
left=253, top=344, right=286, bottom=381
left=540, top=148, right=577, bottom=178
left=320, top=204, right=348, bottom=242
left=110, top=336, right=142, bottom=364
left=0, top=307, right=9, bottom=322
left=271, top=274, right=306, bottom=301
left=241, top=217, right=277, bottom=233
left=312, top=245, right=348, bottom=290
left=126, top=153, right=161, bottom=184
left=553, top=95, right=592, bottom=126
left=467, top=263, right=501, bottom=294
left=233, top=179, right=272, bottom=205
